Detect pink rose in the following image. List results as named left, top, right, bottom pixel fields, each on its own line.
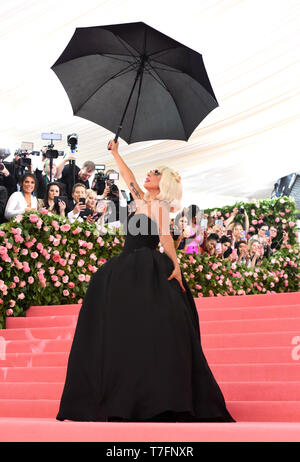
left=63, top=290, right=69, bottom=297
left=29, top=214, right=39, bottom=223
left=28, top=276, right=34, bottom=284
left=9, top=300, right=16, bottom=308
left=78, top=274, right=86, bottom=282
left=6, top=308, right=13, bottom=316
left=18, top=293, right=25, bottom=300
left=73, top=227, right=82, bottom=235
left=60, top=224, right=71, bottom=232
left=31, top=252, right=38, bottom=259
left=68, top=282, right=75, bottom=289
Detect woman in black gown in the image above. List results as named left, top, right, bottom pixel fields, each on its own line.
left=56, top=140, right=235, bottom=423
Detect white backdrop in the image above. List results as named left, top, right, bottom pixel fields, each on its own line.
left=0, top=0, right=299, bottom=209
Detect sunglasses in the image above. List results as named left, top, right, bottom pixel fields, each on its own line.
left=149, top=169, right=161, bottom=176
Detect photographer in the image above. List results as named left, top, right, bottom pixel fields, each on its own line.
left=35, top=147, right=64, bottom=199
left=66, top=183, right=89, bottom=222
left=0, top=163, right=17, bottom=200
left=58, top=155, right=96, bottom=199
left=37, top=182, right=67, bottom=217
left=4, top=150, right=33, bottom=192
left=100, top=169, right=127, bottom=227
left=0, top=186, right=8, bottom=224
left=85, top=188, right=108, bottom=231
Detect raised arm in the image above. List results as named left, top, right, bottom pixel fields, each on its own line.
left=108, top=140, right=144, bottom=202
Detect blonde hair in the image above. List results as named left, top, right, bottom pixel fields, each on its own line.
left=143, top=166, right=182, bottom=212
left=86, top=188, right=97, bottom=212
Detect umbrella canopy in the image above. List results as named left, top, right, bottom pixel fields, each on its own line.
left=51, top=21, right=218, bottom=144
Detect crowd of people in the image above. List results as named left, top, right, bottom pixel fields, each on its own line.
left=171, top=204, right=290, bottom=267
left=0, top=149, right=129, bottom=232
left=0, top=150, right=292, bottom=268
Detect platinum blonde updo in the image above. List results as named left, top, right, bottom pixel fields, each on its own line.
left=144, top=166, right=182, bottom=212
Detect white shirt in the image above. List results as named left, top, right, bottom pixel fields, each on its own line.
left=5, top=191, right=38, bottom=220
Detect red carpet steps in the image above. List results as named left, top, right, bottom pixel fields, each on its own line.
left=0, top=292, right=299, bottom=441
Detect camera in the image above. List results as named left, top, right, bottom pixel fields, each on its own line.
left=54, top=196, right=67, bottom=205
left=238, top=207, right=244, bottom=214
left=41, top=133, right=64, bottom=159
left=67, top=133, right=78, bottom=152
left=92, top=165, right=119, bottom=195
left=14, top=149, right=32, bottom=167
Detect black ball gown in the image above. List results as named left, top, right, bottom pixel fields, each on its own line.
left=56, top=212, right=235, bottom=422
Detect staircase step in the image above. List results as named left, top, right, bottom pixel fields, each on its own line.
left=210, top=363, right=300, bottom=382
left=0, top=346, right=296, bottom=367
left=1, top=363, right=299, bottom=383
left=0, top=366, right=67, bottom=382
left=197, top=304, right=300, bottom=322
left=0, top=352, right=69, bottom=367
left=2, top=321, right=300, bottom=343
left=26, top=305, right=81, bottom=317
left=202, top=331, right=300, bottom=348
left=0, top=399, right=299, bottom=421
left=1, top=381, right=300, bottom=401
left=6, top=315, right=78, bottom=329
left=6, top=315, right=300, bottom=335
left=204, top=346, right=296, bottom=364
left=221, top=382, right=300, bottom=401
left=0, top=326, right=75, bottom=340
left=1, top=338, right=72, bottom=354
left=195, top=292, right=300, bottom=309
left=200, top=317, right=300, bottom=334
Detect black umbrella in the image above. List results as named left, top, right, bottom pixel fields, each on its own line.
left=51, top=21, right=218, bottom=144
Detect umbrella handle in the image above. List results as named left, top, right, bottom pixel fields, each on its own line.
left=114, top=126, right=122, bottom=143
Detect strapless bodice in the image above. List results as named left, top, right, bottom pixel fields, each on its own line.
left=122, top=213, right=160, bottom=254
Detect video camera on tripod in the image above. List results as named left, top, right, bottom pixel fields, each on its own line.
left=41, top=133, right=64, bottom=159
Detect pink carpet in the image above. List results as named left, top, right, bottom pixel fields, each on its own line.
left=0, top=292, right=300, bottom=441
